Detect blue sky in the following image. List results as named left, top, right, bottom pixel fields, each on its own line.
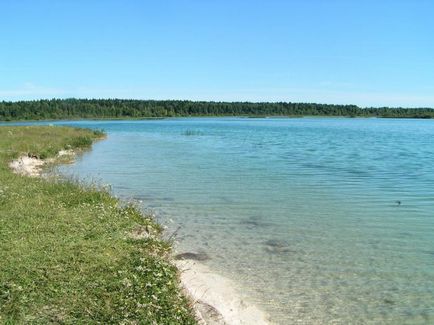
left=1, top=0, right=433, bottom=107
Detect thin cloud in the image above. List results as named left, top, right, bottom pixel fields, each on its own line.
left=0, top=83, right=66, bottom=100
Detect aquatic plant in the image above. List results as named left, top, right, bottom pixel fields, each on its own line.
left=182, top=129, right=204, bottom=136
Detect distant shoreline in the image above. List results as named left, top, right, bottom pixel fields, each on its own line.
left=2, top=115, right=434, bottom=124
left=1, top=98, right=433, bottom=121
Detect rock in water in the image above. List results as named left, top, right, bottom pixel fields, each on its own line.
left=174, top=251, right=210, bottom=261
left=195, top=300, right=226, bottom=325
left=264, top=239, right=295, bottom=254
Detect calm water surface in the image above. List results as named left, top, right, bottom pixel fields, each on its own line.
left=26, top=118, right=434, bottom=323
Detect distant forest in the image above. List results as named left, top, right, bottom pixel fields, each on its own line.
left=1, top=99, right=433, bottom=120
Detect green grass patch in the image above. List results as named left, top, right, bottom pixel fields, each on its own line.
left=0, top=126, right=196, bottom=324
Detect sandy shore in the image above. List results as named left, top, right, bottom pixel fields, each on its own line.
left=176, top=260, right=271, bottom=325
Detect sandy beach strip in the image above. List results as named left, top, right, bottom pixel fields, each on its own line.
left=176, top=260, right=271, bottom=325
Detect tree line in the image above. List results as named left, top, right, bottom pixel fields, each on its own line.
left=0, top=99, right=433, bottom=120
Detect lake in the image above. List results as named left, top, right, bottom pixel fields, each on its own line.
left=24, top=118, right=434, bottom=323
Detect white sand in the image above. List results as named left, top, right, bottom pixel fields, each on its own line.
left=9, top=150, right=75, bottom=177
left=176, top=260, right=271, bottom=325
left=9, top=156, right=47, bottom=177
left=57, top=149, right=75, bottom=157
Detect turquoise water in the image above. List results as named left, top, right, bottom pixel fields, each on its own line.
left=23, top=118, right=434, bottom=323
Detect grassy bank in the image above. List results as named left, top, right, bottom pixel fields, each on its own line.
left=0, top=126, right=196, bottom=324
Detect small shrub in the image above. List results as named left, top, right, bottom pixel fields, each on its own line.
left=70, top=136, right=92, bottom=148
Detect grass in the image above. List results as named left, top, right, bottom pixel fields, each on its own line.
left=0, top=126, right=196, bottom=324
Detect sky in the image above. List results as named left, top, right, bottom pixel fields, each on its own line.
left=0, top=0, right=433, bottom=107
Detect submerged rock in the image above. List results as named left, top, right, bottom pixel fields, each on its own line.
left=240, top=216, right=271, bottom=228
left=264, top=239, right=295, bottom=254
left=195, top=300, right=226, bottom=325
left=383, top=298, right=395, bottom=305
left=264, top=239, right=288, bottom=247
left=174, top=251, right=210, bottom=261
left=240, top=219, right=261, bottom=227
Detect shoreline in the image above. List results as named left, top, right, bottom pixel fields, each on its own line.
left=9, top=149, right=271, bottom=325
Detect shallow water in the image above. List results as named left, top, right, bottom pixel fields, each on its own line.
left=20, top=118, right=434, bottom=323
